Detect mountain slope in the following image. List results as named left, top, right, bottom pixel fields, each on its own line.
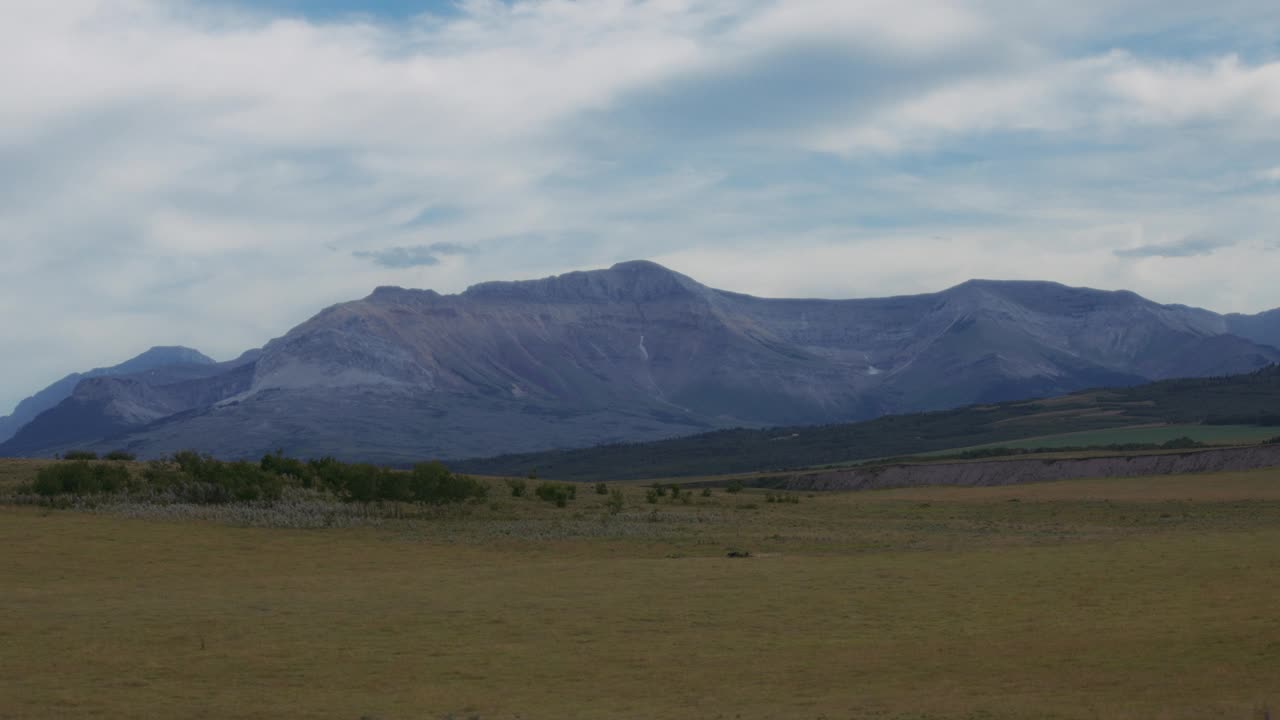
left=1227, top=308, right=1280, bottom=349
left=0, top=347, right=216, bottom=443
left=455, top=364, right=1280, bottom=481
left=3, top=261, right=1278, bottom=462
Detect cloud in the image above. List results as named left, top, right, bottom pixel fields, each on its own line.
left=1114, top=235, right=1237, bottom=258
left=2, top=0, right=1280, bottom=413
left=353, top=242, right=472, bottom=268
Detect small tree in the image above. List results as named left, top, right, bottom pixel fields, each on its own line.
left=506, top=478, right=528, bottom=497
left=594, top=482, right=608, bottom=495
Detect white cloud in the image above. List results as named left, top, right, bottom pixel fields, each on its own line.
left=1, top=0, right=1279, bottom=413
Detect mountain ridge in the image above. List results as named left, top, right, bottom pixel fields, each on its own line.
left=2, top=262, right=1279, bottom=462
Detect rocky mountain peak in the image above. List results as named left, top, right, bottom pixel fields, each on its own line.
left=120, top=346, right=216, bottom=371
left=462, top=260, right=706, bottom=304
left=366, top=286, right=443, bottom=305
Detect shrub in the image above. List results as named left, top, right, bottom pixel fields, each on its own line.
left=607, top=488, right=625, bottom=514
left=169, top=451, right=284, bottom=503
left=33, top=461, right=131, bottom=496
left=63, top=451, right=97, bottom=461
left=506, top=478, right=528, bottom=497
left=651, top=482, right=667, bottom=497
left=104, top=450, right=136, bottom=462
left=408, top=462, right=488, bottom=505
left=1161, top=436, right=1203, bottom=450
left=340, top=464, right=386, bottom=504
left=726, top=479, right=744, bottom=494
left=261, top=451, right=310, bottom=483
left=645, top=489, right=659, bottom=504
left=594, top=482, right=608, bottom=495
left=701, top=487, right=712, bottom=497
left=381, top=470, right=414, bottom=503
left=535, top=481, right=575, bottom=507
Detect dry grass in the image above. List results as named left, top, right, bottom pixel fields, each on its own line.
left=2, top=462, right=1279, bottom=719
left=0, top=457, right=54, bottom=492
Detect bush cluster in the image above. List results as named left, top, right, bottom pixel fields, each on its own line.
left=765, top=492, right=800, bottom=504
left=535, top=481, right=577, bottom=507
left=33, top=461, right=131, bottom=496
left=282, top=457, right=487, bottom=505
left=28, top=451, right=485, bottom=508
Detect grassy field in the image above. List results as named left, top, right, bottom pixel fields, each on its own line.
left=3, top=461, right=1280, bottom=719
left=921, top=424, right=1279, bottom=455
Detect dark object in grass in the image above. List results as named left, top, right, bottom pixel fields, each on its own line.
left=726, top=550, right=752, bottom=558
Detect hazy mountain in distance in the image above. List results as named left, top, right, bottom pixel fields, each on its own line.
left=2, top=261, right=1277, bottom=462
left=0, top=346, right=216, bottom=444
left=1225, top=308, right=1280, bottom=349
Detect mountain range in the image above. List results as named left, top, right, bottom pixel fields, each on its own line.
left=3, top=260, right=1279, bottom=463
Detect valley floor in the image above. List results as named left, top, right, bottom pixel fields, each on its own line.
left=3, top=467, right=1280, bottom=719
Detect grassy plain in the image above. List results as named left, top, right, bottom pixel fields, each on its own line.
left=922, top=424, right=1279, bottom=454
left=3, top=461, right=1280, bottom=719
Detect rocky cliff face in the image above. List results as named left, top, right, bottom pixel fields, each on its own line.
left=3, top=262, right=1278, bottom=462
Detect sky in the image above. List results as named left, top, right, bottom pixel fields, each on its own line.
left=2, top=0, right=1280, bottom=413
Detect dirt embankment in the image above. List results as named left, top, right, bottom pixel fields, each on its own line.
left=785, top=444, right=1280, bottom=492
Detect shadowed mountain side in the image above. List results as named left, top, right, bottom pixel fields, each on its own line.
left=454, top=364, right=1280, bottom=481
left=59, top=387, right=717, bottom=465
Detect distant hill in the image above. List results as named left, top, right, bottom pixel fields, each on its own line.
left=2, top=261, right=1279, bottom=462
left=454, top=365, right=1280, bottom=481
left=0, top=347, right=216, bottom=444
